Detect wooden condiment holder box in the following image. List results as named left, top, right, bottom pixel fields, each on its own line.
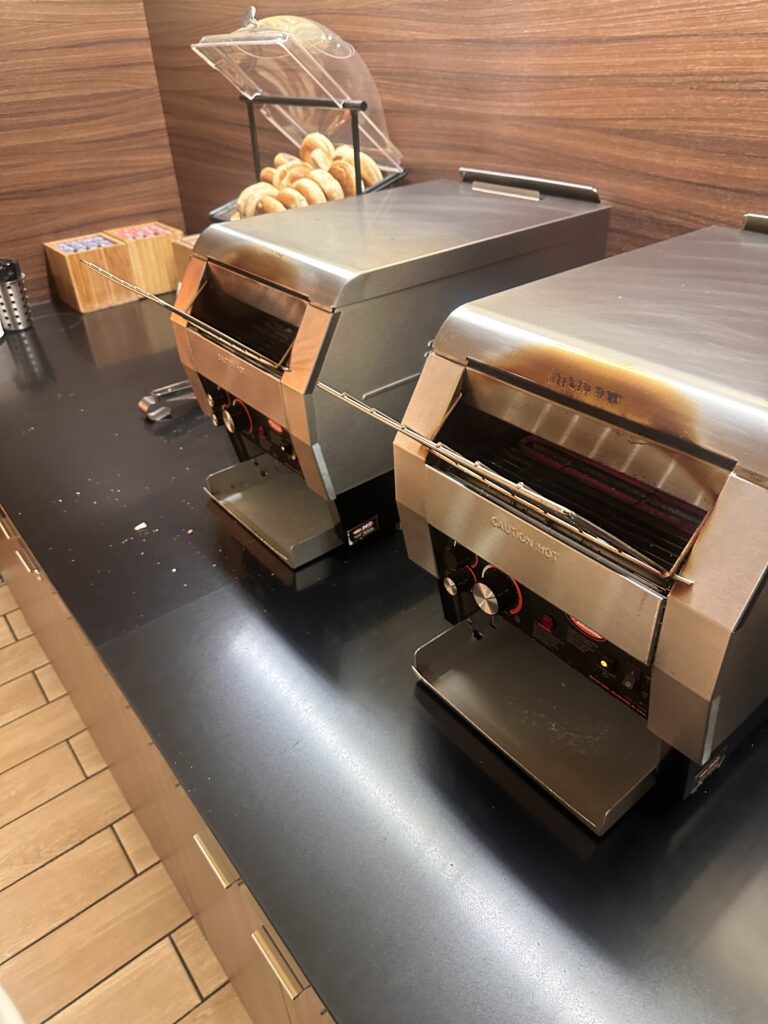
left=44, top=234, right=138, bottom=314
left=172, top=234, right=199, bottom=284
left=104, top=221, right=183, bottom=295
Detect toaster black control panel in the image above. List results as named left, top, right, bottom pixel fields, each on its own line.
left=433, top=531, right=651, bottom=717
left=200, top=378, right=302, bottom=475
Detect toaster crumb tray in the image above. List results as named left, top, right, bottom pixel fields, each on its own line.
left=205, top=454, right=342, bottom=569
left=414, top=620, right=663, bottom=834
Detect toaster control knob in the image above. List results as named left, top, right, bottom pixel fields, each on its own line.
left=442, top=565, right=476, bottom=596
left=222, top=401, right=252, bottom=435
left=205, top=388, right=227, bottom=413
left=472, top=568, right=523, bottom=617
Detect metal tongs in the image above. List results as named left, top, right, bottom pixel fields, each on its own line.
left=137, top=380, right=194, bottom=421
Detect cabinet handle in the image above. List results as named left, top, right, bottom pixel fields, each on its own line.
left=252, top=927, right=304, bottom=1001
left=0, top=518, right=12, bottom=541
left=15, top=548, right=40, bottom=576
left=192, top=832, right=238, bottom=889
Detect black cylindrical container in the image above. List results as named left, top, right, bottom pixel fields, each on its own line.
left=0, top=259, right=32, bottom=332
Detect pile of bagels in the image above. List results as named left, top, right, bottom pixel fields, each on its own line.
left=235, top=132, right=383, bottom=218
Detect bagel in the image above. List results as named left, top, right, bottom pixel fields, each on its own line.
left=328, top=159, right=360, bottom=197
left=308, top=168, right=345, bottom=201
left=259, top=166, right=276, bottom=184
left=277, top=187, right=309, bottom=209
left=292, top=177, right=327, bottom=205
left=255, top=195, right=287, bottom=215
left=333, top=145, right=383, bottom=187
left=299, top=132, right=335, bottom=164
left=273, top=152, right=296, bottom=166
left=238, top=182, right=279, bottom=217
left=236, top=182, right=263, bottom=216
left=273, top=159, right=313, bottom=190
left=307, top=147, right=332, bottom=171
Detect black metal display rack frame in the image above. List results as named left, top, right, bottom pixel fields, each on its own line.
left=209, top=93, right=406, bottom=222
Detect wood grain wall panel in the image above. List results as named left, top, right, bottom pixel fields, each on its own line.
left=143, top=0, right=767, bottom=254
left=0, top=1, right=183, bottom=303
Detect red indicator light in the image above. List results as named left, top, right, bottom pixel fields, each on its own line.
left=538, top=614, right=555, bottom=633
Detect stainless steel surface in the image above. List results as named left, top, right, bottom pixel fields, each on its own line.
left=414, top=620, right=663, bottom=834
left=194, top=178, right=609, bottom=309
left=651, top=473, right=768, bottom=762
left=396, top=222, right=768, bottom=810
left=205, top=454, right=341, bottom=568
left=434, top=226, right=768, bottom=480
left=459, top=167, right=602, bottom=204
left=174, top=175, right=608, bottom=560
left=744, top=212, right=768, bottom=234
left=422, top=462, right=663, bottom=664
left=0, top=272, right=32, bottom=332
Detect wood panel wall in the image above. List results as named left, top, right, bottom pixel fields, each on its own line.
left=143, top=0, right=767, bottom=254
left=0, top=1, right=183, bottom=304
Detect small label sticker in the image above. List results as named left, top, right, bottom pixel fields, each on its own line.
left=692, top=749, right=727, bottom=792
left=347, top=515, right=379, bottom=546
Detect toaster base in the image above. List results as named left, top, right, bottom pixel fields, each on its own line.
left=205, top=454, right=342, bottom=569
left=414, top=619, right=663, bottom=835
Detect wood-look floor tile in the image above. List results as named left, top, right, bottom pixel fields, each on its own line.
left=0, top=769, right=128, bottom=890
left=0, top=635, right=48, bottom=687
left=0, top=617, right=13, bottom=649
left=0, top=863, right=189, bottom=1024
left=7, top=609, right=31, bottom=641
left=0, top=829, right=133, bottom=963
left=114, top=813, right=159, bottom=874
left=0, top=586, right=18, bottom=616
left=70, top=729, right=107, bottom=776
left=0, top=672, right=45, bottom=728
left=47, top=939, right=199, bottom=1024
left=0, top=743, right=84, bottom=829
left=0, top=695, right=83, bottom=774
left=172, top=918, right=227, bottom=998
left=35, top=662, right=66, bottom=700
left=181, top=983, right=252, bottom=1023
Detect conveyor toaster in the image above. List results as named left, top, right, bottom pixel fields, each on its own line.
left=171, top=171, right=609, bottom=567
left=393, top=216, right=768, bottom=834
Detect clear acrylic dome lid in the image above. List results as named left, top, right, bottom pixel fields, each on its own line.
left=192, top=11, right=403, bottom=173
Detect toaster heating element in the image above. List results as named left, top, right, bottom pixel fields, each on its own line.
left=168, top=170, right=609, bottom=566
left=332, top=216, right=768, bottom=834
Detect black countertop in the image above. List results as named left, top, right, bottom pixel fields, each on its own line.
left=1, top=302, right=766, bottom=1024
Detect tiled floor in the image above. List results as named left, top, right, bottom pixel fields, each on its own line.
left=0, top=584, right=251, bottom=1023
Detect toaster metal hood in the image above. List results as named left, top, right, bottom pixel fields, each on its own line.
left=434, top=225, right=768, bottom=480
left=195, top=179, right=609, bottom=309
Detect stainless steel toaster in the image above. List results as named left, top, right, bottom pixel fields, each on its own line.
left=171, top=170, right=609, bottom=567
left=392, top=216, right=768, bottom=834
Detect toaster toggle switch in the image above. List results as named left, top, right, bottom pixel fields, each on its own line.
left=443, top=565, right=477, bottom=596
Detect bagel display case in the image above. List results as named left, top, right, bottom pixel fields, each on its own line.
left=383, top=217, right=768, bottom=834
left=193, top=9, right=405, bottom=220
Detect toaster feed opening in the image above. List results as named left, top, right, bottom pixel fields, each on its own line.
left=189, top=264, right=301, bottom=371
left=432, top=403, right=710, bottom=579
